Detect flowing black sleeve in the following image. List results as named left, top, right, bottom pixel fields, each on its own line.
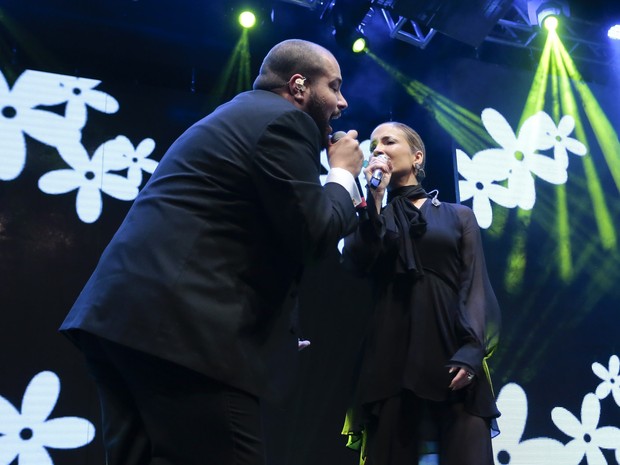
left=449, top=205, right=501, bottom=376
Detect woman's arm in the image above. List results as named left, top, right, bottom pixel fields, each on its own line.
left=449, top=205, right=501, bottom=376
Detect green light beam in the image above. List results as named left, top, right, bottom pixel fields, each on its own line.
left=366, top=51, right=494, bottom=156
left=501, top=31, right=560, bottom=292
left=549, top=35, right=573, bottom=281
left=554, top=37, right=617, bottom=251
left=486, top=204, right=509, bottom=238
left=519, top=28, right=555, bottom=127
left=557, top=39, right=620, bottom=195
left=212, top=29, right=251, bottom=101
left=237, top=29, right=252, bottom=93
left=503, top=209, right=530, bottom=294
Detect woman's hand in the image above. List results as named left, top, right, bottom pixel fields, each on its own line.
left=364, top=155, right=392, bottom=213
left=448, top=366, right=475, bottom=391
left=365, top=154, right=392, bottom=188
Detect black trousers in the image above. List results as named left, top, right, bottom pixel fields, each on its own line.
left=365, top=390, right=494, bottom=465
left=78, top=332, right=265, bottom=465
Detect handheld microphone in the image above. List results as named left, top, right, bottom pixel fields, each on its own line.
left=331, top=131, right=367, bottom=210
left=330, top=131, right=348, bottom=143
left=369, top=154, right=389, bottom=189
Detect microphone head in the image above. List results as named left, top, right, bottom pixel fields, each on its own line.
left=330, top=131, right=347, bottom=143
left=369, top=154, right=389, bottom=189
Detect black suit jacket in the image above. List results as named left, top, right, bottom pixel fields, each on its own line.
left=61, top=90, right=358, bottom=400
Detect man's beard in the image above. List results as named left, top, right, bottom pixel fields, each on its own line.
left=306, top=92, right=331, bottom=149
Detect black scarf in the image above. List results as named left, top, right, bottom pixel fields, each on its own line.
left=387, top=185, right=429, bottom=276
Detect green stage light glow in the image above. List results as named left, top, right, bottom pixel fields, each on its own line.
left=238, top=11, right=256, bottom=29
left=366, top=51, right=495, bottom=156
left=550, top=42, right=572, bottom=282
left=519, top=29, right=554, bottom=128
left=556, top=41, right=620, bottom=197
left=504, top=209, right=530, bottom=294
left=212, top=29, right=252, bottom=100
left=543, top=14, right=558, bottom=31
left=502, top=21, right=620, bottom=292
left=553, top=34, right=619, bottom=251
left=551, top=41, right=617, bottom=256
left=351, top=37, right=367, bottom=53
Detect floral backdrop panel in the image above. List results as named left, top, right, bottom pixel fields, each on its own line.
left=451, top=56, right=620, bottom=465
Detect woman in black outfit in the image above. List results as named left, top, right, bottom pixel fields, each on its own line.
left=342, top=122, right=501, bottom=465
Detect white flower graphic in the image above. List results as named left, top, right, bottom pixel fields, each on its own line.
left=457, top=148, right=515, bottom=229
left=0, top=371, right=95, bottom=465
left=592, top=355, right=620, bottom=407
left=38, top=140, right=139, bottom=223
left=99, top=135, right=158, bottom=186
left=492, top=383, right=569, bottom=465
left=0, top=70, right=79, bottom=181
left=538, top=113, right=588, bottom=168
left=478, top=109, right=566, bottom=210
left=24, top=70, right=120, bottom=130
left=551, top=393, right=620, bottom=465
left=456, top=108, right=588, bottom=228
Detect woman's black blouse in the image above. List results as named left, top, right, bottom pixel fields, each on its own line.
left=342, top=190, right=501, bottom=421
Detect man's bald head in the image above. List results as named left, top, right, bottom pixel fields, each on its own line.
left=253, top=39, right=336, bottom=91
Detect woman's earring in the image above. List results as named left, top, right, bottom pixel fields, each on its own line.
left=414, top=163, right=426, bottom=181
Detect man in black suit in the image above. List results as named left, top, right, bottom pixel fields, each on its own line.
left=60, top=39, right=364, bottom=465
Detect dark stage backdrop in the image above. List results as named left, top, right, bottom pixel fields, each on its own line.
left=1, top=43, right=620, bottom=465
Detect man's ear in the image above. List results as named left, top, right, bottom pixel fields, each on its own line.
left=288, top=74, right=306, bottom=102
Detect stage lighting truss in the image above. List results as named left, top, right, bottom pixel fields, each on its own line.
left=486, top=2, right=617, bottom=67
left=274, top=0, right=617, bottom=67
left=276, top=0, right=329, bottom=9
left=375, top=3, right=437, bottom=49
left=322, top=0, right=437, bottom=48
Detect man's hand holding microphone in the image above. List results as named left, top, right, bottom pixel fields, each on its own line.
left=329, top=130, right=366, bottom=209
left=328, top=130, right=364, bottom=177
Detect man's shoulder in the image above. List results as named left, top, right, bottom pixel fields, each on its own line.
left=206, top=90, right=309, bottom=127
left=181, top=90, right=320, bottom=151
left=232, top=90, right=294, bottom=111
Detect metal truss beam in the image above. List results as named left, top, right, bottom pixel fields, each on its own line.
left=276, top=0, right=617, bottom=67
left=377, top=6, right=437, bottom=49
left=484, top=3, right=617, bottom=67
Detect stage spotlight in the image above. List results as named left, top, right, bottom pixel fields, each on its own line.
left=609, top=25, right=620, bottom=40
left=352, top=36, right=367, bottom=53
left=333, top=28, right=368, bottom=53
left=537, top=4, right=561, bottom=29
left=238, top=10, right=257, bottom=28
left=542, top=14, right=558, bottom=31
left=527, top=1, right=569, bottom=30
left=332, top=0, right=372, bottom=52
left=334, top=26, right=369, bottom=53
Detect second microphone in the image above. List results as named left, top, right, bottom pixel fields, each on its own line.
left=369, top=154, right=389, bottom=189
